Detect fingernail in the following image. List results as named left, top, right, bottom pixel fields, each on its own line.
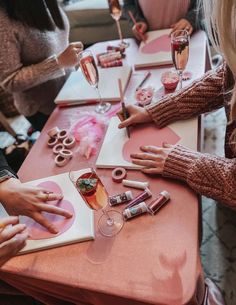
left=51, top=227, right=59, bottom=234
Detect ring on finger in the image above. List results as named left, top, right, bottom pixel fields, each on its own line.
left=43, top=191, right=52, bottom=202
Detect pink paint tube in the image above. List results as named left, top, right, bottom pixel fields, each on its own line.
left=101, top=59, right=123, bottom=68
left=125, top=188, right=152, bottom=209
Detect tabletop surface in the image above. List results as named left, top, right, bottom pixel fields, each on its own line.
left=0, top=32, right=208, bottom=305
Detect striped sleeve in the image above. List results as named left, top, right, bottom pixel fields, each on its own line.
left=146, top=64, right=226, bottom=128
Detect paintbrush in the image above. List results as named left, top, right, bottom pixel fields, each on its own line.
left=128, top=10, right=147, bottom=43
left=135, top=71, right=151, bottom=91
left=118, top=78, right=130, bottom=138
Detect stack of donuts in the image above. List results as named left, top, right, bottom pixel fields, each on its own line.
left=47, top=127, right=76, bottom=167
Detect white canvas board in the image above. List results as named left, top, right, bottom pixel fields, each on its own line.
left=96, top=116, right=198, bottom=169
left=134, top=29, right=172, bottom=69
left=55, top=66, right=132, bottom=106
left=0, top=170, right=94, bottom=254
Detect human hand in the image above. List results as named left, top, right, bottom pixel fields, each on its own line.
left=57, top=41, right=84, bottom=68
left=132, top=21, right=148, bottom=41
left=170, top=19, right=193, bottom=35
left=118, top=104, right=152, bottom=129
left=130, top=143, right=174, bottom=174
left=0, top=178, right=73, bottom=234
left=0, top=216, right=28, bottom=267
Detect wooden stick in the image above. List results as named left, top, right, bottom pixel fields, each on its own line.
left=118, top=78, right=130, bottom=138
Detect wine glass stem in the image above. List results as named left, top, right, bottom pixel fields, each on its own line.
left=96, top=85, right=103, bottom=107
left=115, top=19, right=123, bottom=43
left=102, top=209, right=114, bottom=226
left=179, top=71, right=183, bottom=89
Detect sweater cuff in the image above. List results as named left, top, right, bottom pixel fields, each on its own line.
left=146, top=95, right=181, bottom=128
left=163, top=145, right=201, bottom=181
left=43, top=55, right=66, bottom=80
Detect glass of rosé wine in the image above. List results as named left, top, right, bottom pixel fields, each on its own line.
left=69, top=168, right=123, bottom=237
left=79, top=50, right=111, bottom=114
left=171, top=30, right=189, bottom=89
left=107, top=0, right=129, bottom=48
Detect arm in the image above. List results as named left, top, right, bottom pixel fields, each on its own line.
left=146, top=64, right=229, bottom=128
left=0, top=26, right=83, bottom=93
left=0, top=27, right=65, bottom=93
left=163, top=145, right=236, bottom=207
left=0, top=151, right=72, bottom=233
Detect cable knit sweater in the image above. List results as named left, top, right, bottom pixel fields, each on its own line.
left=0, top=7, right=71, bottom=117
left=146, top=63, right=236, bottom=207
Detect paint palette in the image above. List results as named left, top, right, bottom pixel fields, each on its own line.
left=134, top=29, right=172, bottom=69
left=0, top=171, right=95, bottom=254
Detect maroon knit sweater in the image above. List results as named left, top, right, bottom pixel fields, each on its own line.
left=146, top=63, right=236, bottom=207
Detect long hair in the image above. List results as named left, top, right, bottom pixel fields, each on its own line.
left=0, top=0, right=65, bottom=31
left=201, top=0, right=236, bottom=121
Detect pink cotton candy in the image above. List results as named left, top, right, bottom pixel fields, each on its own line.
left=70, top=112, right=107, bottom=159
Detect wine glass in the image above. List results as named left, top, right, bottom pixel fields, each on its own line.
left=79, top=50, right=111, bottom=114
left=69, top=168, right=124, bottom=237
left=171, top=30, right=189, bottom=89
left=107, top=0, right=129, bottom=48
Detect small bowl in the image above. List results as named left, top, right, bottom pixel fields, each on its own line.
left=161, top=71, right=179, bottom=90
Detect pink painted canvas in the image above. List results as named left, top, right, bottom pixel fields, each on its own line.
left=122, top=123, right=180, bottom=162
left=134, top=29, right=172, bottom=69
left=141, top=34, right=171, bottom=54
left=21, top=181, right=75, bottom=240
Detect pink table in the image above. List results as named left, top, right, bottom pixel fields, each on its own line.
left=0, top=33, right=209, bottom=305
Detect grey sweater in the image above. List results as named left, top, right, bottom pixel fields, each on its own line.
left=123, top=0, right=200, bottom=31
left=0, top=7, right=71, bottom=117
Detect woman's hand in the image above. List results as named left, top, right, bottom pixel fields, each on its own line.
left=118, top=104, right=152, bottom=128
left=0, top=216, right=28, bottom=267
left=170, top=19, right=193, bottom=35
left=130, top=143, right=174, bottom=174
left=57, top=41, right=84, bottom=68
left=0, top=178, right=73, bottom=234
left=132, top=21, right=148, bottom=41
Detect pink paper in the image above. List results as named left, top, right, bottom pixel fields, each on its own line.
left=21, top=181, right=75, bottom=240
left=122, top=123, right=180, bottom=162
left=141, top=34, right=171, bottom=54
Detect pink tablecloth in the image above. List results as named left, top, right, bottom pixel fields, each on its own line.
left=0, top=34, right=211, bottom=305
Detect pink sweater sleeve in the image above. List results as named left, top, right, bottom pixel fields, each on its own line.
left=163, top=145, right=236, bottom=207
left=146, top=64, right=226, bottom=128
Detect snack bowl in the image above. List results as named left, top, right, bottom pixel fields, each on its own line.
left=135, top=86, right=155, bottom=106
left=161, top=71, right=179, bottom=90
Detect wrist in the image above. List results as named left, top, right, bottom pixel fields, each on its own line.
left=0, top=175, right=19, bottom=203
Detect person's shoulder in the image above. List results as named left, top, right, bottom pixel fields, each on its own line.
left=0, top=7, right=13, bottom=28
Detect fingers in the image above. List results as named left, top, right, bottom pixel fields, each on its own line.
left=170, top=19, right=193, bottom=35
left=36, top=189, right=63, bottom=202
left=32, top=213, right=59, bottom=234
left=130, top=152, right=163, bottom=162
left=36, top=203, right=73, bottom=218
left=133, top=22, right=147, bottom=41
left=118, top=116, right=133, bottom=128
left=131, top=158, right=157, bottom=167
left=140, top=145, right=164, bottom=154
left=0, top=223, right=27, bottom=243
left=0, top=232, right=28, bottom=267
left=70, top=41, right=84, bottom=53
left=0, top=216, right=19, bottom=229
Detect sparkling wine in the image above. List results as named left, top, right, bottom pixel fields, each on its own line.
left=108, top=0, right=122, bottom=21
left=171, top=37, right=189, bottom=71
left=80, top=55, right=99, bottom=87
left=76, top=172, right=108, bottom=211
